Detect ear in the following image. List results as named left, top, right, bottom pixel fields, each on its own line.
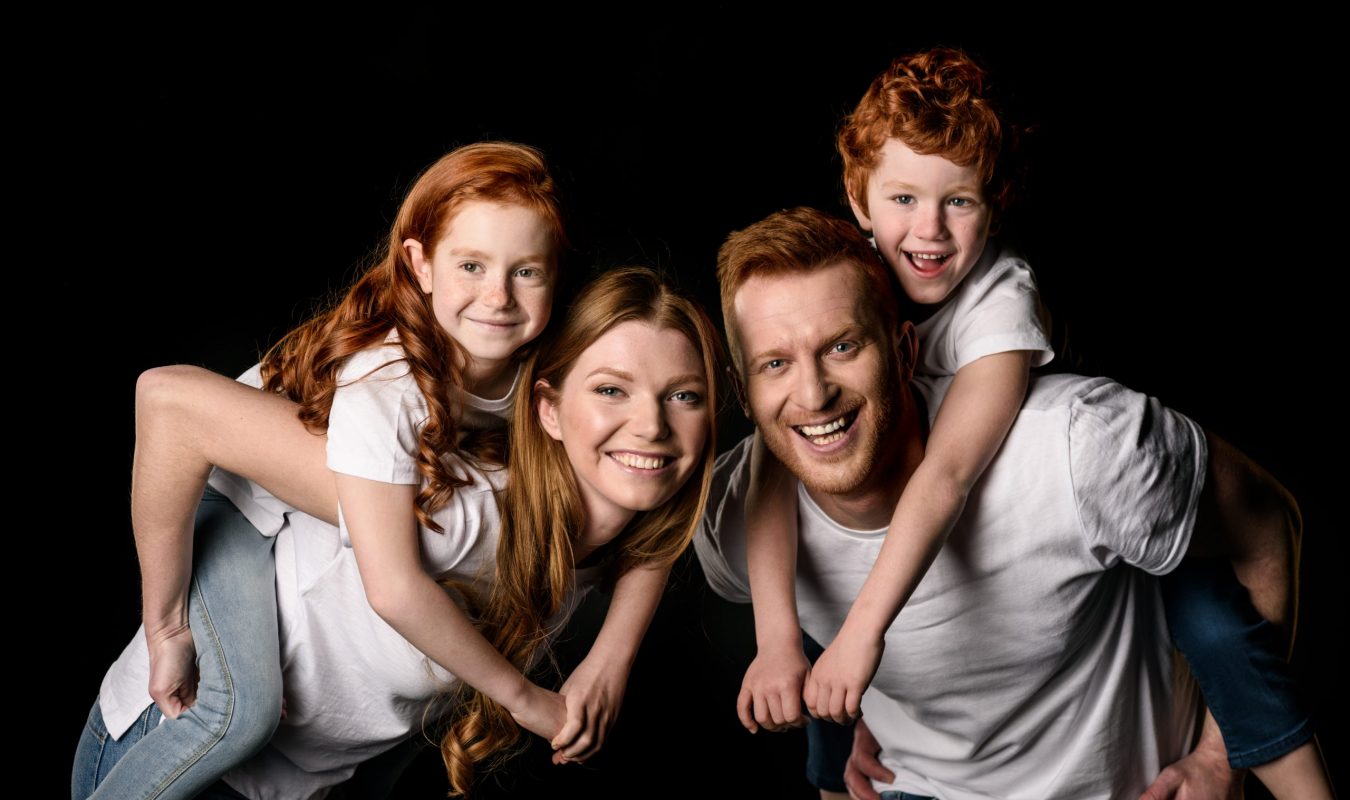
left=726, top=365, right=750, bottom=420
left=403, top=238, right=434, bottom=294
left=847, top=189, right=873, bottom=232
left=893, top=321, right=919, bottom=384
left=535, top=379, right=563, bottom=441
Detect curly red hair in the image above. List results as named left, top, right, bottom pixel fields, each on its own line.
left=259, top=141, right=565, bottom=533
left=838, top=48, right=1011, bottom=217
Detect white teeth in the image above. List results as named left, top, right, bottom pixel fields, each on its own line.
left=612, top=453, right=667, bottom=470
left=909, top=252, right=948, bottom=261
left=798, top=417, right=846, bottom=436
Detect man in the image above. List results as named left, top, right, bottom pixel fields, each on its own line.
left=694, top=207, right=1329, bottom=798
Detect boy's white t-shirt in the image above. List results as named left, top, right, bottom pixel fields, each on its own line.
left=97, top=342, right=586, bottom=800
left=912, top=241, right=1054, bottom=377
left=695, top=373, right=1207, bottom=799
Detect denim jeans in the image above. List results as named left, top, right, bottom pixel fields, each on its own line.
left=1161, top=558, right=1313, bottom=768
left=72, top=490, right=282, bottom=799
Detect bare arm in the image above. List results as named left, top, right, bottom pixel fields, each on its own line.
left=337, top=474, right=563, bottom=739
left=805, top=351, right=1032, bottom=723
left=132, top=365, right=335, bottom=716
left=552, top=563, right=669, bottom=762
left=739, top=431, right=811, bottom=733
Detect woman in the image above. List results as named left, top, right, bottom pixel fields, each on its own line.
left=74, top=266, right=723, bottom=798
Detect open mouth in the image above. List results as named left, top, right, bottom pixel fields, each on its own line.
left=792, top=410, right=858, bottom=446
left=905, top=251, right=952, bottom=275
left=608, top=452, right=674, bottom=471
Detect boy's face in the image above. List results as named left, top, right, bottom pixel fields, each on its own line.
left=850, top=139, right=993, bottom=306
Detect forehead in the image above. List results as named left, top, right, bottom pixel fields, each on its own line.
left=436, top=201, right=552, bottom=251
left=871, top=139, right=982, bottom=190
left=566, top=320, right=704, bottom=384
left=733, top=262, right=873, bottom=359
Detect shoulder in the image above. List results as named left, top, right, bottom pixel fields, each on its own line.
left=692, top=437, right=756, bottom=602
left=336, top=340, right=414, bottom=387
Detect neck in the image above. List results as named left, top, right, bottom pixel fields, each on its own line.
left=572, top=500, right=636, bottom=566
left=460, top=355, right=515, bottom=400
left=805, top=386, right=927, bottom=530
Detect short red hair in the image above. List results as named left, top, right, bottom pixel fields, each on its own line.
left=838, top=48, right=1010, bottom=217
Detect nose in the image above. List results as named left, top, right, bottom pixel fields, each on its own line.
left=793, top=359, right=837, bottom=412
left=482, top=272, right=516, bottom=310
left=631, top=395, right=670, bottom=441
left=914, top=202, right=948, bottom=241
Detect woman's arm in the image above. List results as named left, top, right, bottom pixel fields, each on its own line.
left=805, top=350, right=1032, bottom=723
left=132, top=365, right=335, bottom=717
left=336, top=475, right=565, bottom=739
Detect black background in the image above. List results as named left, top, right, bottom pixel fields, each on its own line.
left=44, top=16, right=1343, bottom=799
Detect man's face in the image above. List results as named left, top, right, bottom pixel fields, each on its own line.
left=733, top=261, right=896, bottom=496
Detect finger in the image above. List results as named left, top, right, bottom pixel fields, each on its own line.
left=1137, top=767, right=1182, bottom=800
left=767, top=691, right=786, bottom=727
left=779, top=687, right=803, bottom=727
left=752, top=689, right=771, bottom=730
left=561, top=731, right=594, bottom=761
left=828, top=683, right=848, bottom=725
left=802, top=672, right=819, bottom=718
left=845, top=758, right=882, bottom=800
left=857, top=749, right=895, bottom=783
left=552, top=707, right=585, bottom=750
left=737, top=685, right=758, bottom=733
left=845, top=685, right=862, bottom=721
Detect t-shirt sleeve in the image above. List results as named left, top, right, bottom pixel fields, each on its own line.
left=1069, top=380, right=1208, bottom=575
left=326, top=347, right=427, bottom=485
left=692, top=440, right=755, bottom=604
left=949, top=255, right=1054, bottom=371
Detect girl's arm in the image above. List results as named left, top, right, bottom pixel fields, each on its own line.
left=133, top=365, right=335, bottom=718
left=336, top=475, right=565, bottom=739
left=550, top=563, right=669, bottom=764
left=804, top=350, right=1033, bottom=723
left=738, top=432, right=810, bottom=734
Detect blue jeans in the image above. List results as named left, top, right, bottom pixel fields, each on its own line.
left=1161, top=558, right=1313, bottom=768
left=72, top=490, right=282, bottom=799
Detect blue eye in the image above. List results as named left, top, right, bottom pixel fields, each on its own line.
left=595, top=385, right=624, bottom=397
left=892, top=195, right=915, bottom=205
left=460, top=262, right=484, bottom=273
left=948, top=197, right=975, bottom=207
left=670, top=390, right=702, bottom=404
left=763, top=358, right=787, bottom=372
left=828, top=341, right=859, bottom=359
left=515, top=266, right=544, bottom=279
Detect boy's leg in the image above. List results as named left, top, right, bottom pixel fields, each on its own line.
left=802, top=632, right=854, bottom=798
left=1161, top=557, right=1313, bottom=768
left=80, top=491, right=283, bottom=799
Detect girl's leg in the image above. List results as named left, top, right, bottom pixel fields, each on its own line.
left=77, top=491, right=283, bottom=800
left=1161, top=557, right=1313, bottom=768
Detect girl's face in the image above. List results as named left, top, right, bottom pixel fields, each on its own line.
left=406, top=201, right=556, bottom=390
left=850, top=139, right=993, bottom=306
left=537, top=321, right=709, bottom=543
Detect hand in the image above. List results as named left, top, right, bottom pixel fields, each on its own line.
left=147, top=624, right=199, bottom=719
left=803, top=627, right=882, bottom=724
left=844, top=717, right=894, bottom=800
left=736, top=640, right=810, bottom=733
left=1138, top=742, right=1242, bottom=800
left=506, top=682, right=567, bottom=744
left=550, top=653, right=630, bottom=764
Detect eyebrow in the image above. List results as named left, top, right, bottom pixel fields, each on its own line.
left=446, top=248, right=550, bottom=263
left=879, top=180, right=982, bottom=195
left=587, top=368, right=634, bottom=381
left=664, top=373, right=707, bottom=387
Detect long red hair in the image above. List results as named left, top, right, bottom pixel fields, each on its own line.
left=259, top=142, right=565, bottom=530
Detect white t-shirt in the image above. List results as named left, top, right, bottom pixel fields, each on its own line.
left=913, top=242, right=1054, bottom=378
left=97, top=343, right=575, bottom=800
left=695, top=373, right=1207, bottom=799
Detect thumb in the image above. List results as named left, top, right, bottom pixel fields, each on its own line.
left=1137, top=766, right=1183, bottom=800
left=551, top=704, right=584, bottom=750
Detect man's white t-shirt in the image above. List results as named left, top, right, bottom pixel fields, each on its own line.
left=695, top=373, right=1207, bottom=799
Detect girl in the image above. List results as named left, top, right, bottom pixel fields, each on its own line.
left=738, top=49, right=1328, bottom=798
left=74, top=137, right=705, bottom=796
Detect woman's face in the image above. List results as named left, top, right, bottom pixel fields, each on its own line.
left=538, top=320, right=709, bottom=541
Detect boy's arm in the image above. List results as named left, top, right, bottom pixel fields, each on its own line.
left=804, top=351, right=1032, bottom=723
left=551, top=563, right=668, bottom=764
left=739, top=432, right=811, bottom=733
